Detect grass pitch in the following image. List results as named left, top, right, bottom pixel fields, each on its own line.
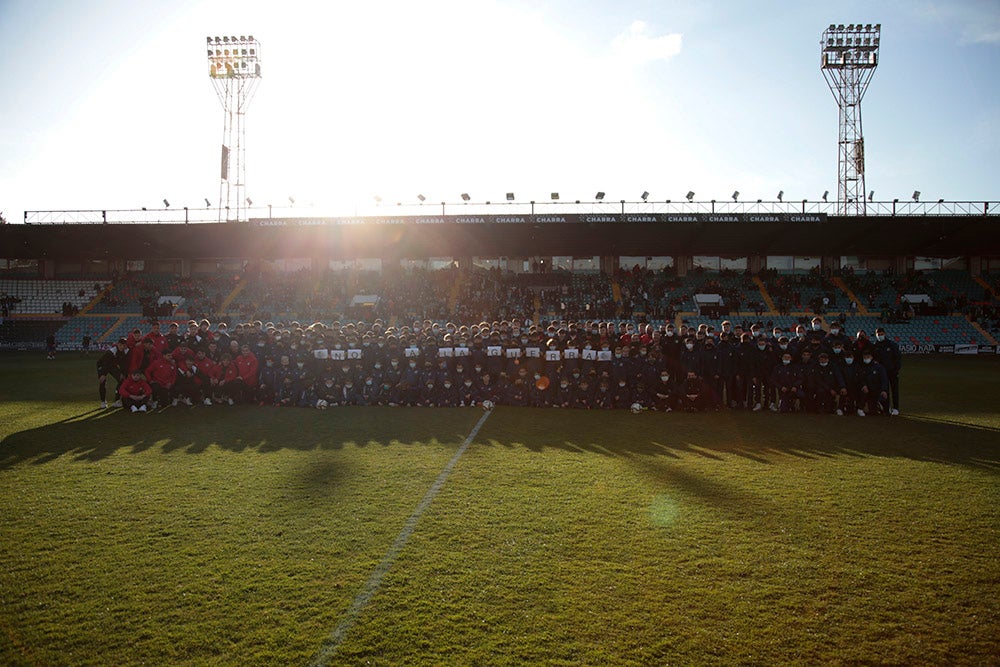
left=1, top=353, right=998, bottom=665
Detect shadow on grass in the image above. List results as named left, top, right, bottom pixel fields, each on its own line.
left=3, top=404, right=999, bottom=473
left=477, top=408, right=1000, bottom=472
left=0, top=406, right=478, bottom=469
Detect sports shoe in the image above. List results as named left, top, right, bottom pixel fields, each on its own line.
left=184, top=397, right=193, bottom=406
left=752, top=403, right=762, bottom=412
left=203, top=398, right=213, bottom=406
left=890, top=408, right=899, bottom=416
left=769, top=402, right=777, bottom=412
left=835, top=409, right=843, bottom=416
left=228, top=398, right=234, bottom=406
left=857, top=409, right=866, bottom=417
left=172, top=398, right=179, bottom=407
left=130, top=405, right=138, bottom=413
left=138, top=404, right=147, bottom=412
left=112, top=400, right=122, bottom=408
left=100, top=401, right=108, bottom=409
left=150, top=401, right=158, bottom=410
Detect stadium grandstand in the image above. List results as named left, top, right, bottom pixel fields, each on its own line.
left=2, top=207, right=999, bottom=355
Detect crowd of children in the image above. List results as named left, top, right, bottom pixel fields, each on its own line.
left=96, top=315, right=902, bottom=416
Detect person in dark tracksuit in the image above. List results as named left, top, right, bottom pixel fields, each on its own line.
left=856, top=351, right=889, bottom=417
left=811, top=352, right=846, bottom=415
left=97, top=338, right=129, bottom=408
left=872, top=326, right=902, bottom=415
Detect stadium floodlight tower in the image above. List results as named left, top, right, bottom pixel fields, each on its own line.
left=821, top=23, right=880, bottom=216
left=206, top=35, right=262, bottom=222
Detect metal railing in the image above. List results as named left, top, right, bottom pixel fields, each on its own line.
left=22, top=199, right=998, bottom=224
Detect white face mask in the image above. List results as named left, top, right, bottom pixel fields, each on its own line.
left=845, top=358, right=854, bottom=365
left=660, top=376, right=669, bottom=382
left=820, top=362, right=828, bottom=367
left=779, top=344, right=788, bottom=350
left=863, top=358, right=873, bottom=364
left=782, top=359, right=791, bottom=365
left=812, top=324, right=821, bottom=331
left=758, top=344, right=766, bottom=350
left=685, top=343, right=694, bottom=351
left=665, top=331, right=674, bottom=337
left=876, top=335, right=885, bottom=342
left=831, top=329, right=840, bottom=335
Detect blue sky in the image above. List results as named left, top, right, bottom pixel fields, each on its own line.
left=0, top=0, right=998, bottom=222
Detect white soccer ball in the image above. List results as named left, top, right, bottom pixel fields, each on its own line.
left=316, top=399, right=328, bottom=410
left=630, top=402, right=643, bottom=414
left=482, top=400, right=494, bottom=411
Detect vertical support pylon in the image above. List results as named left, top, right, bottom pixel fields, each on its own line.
left=206, top=35, right=262, bottom=222
left=821, top=24, right=880, bottom=216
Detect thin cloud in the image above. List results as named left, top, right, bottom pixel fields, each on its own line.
left=610, top=20, right=683, bottom=64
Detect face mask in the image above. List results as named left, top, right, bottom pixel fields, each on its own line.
left=833, top=347, right=842, bottom=354
left=782, top=359, right=791, bottom=365
left=374, top=363, right=382, bottom=369
left=758, top=344, right=766, bottom=350
left=863, top=358, right=873, bottom=364
left=845, top=358, right=854, bottom=365
left=391, top=361, right=398, bottom=366
left=296, top=362, right=304, bottom=368
left=534, top=374, right=541, bottom=380
left=464, top=381, right=472, bottom=387
left=796, top=332, right=805, bottom=339
left=665, top=331, right=674, bottom=337
left=325, top=383, right=334, bottom=388
left=366, top=380, right=372, bottom=385
left=334, top=344, right=342, bottom=350
left=572, top=372, right=581, bottom=379
left=876, top=335, right=885, bottom=342
left=341, top=366, right=350, bottom=373
left=560, top=383, right=569, bottom=389
left=618, top=383, right=626, bottom=388
left=779, top=344, right=788, bottom=350
left=812, top=324, right=821, bottom=331
left=820, top=362, right=828, bottom=367
left=831, top=329, right=840, bottom=335
left=685, top=343, right=694, bottom=351
left=409, top=362, right=416, bottom=368
left=444, top=383, right=451, bottom=389
left=639, top=349, right=647, bottom=355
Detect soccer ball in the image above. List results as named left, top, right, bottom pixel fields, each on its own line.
left=316, top=399, right=328, bottom=410
left=630, top=402, right=643, bottom=414
left=482, top=400, right=494, bottom=411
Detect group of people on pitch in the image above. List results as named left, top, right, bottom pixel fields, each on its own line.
left=96, top=315, right=902, bottom=416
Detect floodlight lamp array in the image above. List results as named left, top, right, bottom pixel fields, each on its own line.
left=207, top=34, right=261, bottom=79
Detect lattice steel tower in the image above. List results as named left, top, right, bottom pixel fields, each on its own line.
left=821, top=23, right=880, bottom=216
left=206, top=35, right=262, bottom=222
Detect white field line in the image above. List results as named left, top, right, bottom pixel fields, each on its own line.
left=308, top=408, right=493, bottom=667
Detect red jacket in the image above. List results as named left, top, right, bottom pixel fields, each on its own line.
left=143, top=331, right=169, bottom=355
left=219, top=361, right=240, bottom=384
left=171, top=347, right=195, bottom=364
left=176, top=357, right=201, bottom=385
left=127, top=346, right=161, bottom=373
left=194, top=357, right=219, bottom=382
left=146, top=358, right=177, bottom=387
left=235, top=352, right=259, bottom=387
left=119, top=376, right=152, bottom=399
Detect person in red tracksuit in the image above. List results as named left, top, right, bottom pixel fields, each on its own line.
left=145, top=354, right=177, bottom=408
left=192, top=349, right=219, bottom=405
left=170, top=339, right=195, bottom=365
left=216, top=352, right=242, bottom=405
left=235, top=344, right=259, bottom=404
left=119, top=370, right=152, bottom=412
left=173, top=356, right=201, bottom=405
left=128, top=338, right=161, bottom=375
left=142, top=321, right=169, bottom=356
